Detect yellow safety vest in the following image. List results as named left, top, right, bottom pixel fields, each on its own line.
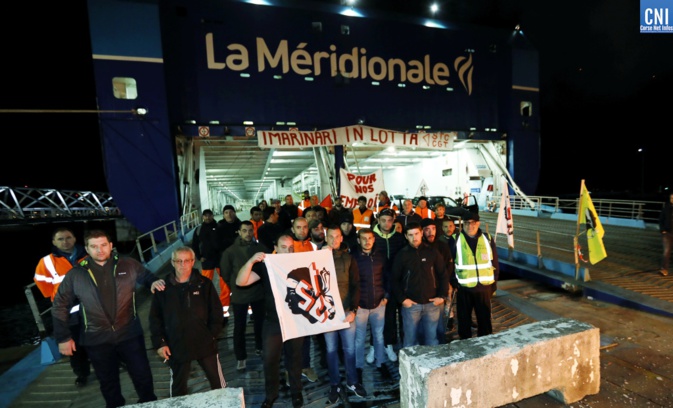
left=454, top=233, right=495, bottom=287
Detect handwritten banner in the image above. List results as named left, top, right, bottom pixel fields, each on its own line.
left=257, top=125, right=456, bottom=150
left=339, top=169, right=385, bottom=209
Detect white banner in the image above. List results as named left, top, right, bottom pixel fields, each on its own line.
left=496, top=177, right=514, bottom=248
left=338, top=168, right=385, bottom=209
left=264, top=249, right=348, bottom=342
left=258, top=125, right=456, bottom=150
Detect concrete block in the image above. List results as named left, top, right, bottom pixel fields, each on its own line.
left=126, top=387, right=245, bottom=407
left=399, top=318, right=600, bottom=408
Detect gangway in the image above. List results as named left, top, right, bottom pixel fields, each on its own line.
left=0, top=186, right=121, bottom=226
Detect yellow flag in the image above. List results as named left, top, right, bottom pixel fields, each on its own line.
left=577, top=181, right=607, bottom=264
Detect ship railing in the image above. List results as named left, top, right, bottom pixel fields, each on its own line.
left=500, top=195, right=662, bottom=224
left=134, top=210, right=200, bottom=263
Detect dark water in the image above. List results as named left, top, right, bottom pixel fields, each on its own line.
left=0, top=221, right=120, bottom=348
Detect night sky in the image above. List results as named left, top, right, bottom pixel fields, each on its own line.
left=2, top=0, right=672, bottom=200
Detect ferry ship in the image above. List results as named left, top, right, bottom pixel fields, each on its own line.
left=87, top=0, right=540, bottom=229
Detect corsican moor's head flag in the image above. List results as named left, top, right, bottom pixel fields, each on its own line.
left=495, top=177, right=514, bottom=248
left=577, top=180, right=607, bottom=264
left=264, top=249, right=349, bottom=342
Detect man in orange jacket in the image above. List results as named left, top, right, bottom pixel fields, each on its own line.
left=33, top=227, right=90, bottom=387
left=352, top=196, right=374, bottom=231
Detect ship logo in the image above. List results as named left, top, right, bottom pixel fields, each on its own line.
left=454, top=54, right=474, bottom=95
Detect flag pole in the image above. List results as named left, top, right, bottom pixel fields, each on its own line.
left=574, top=180, right=584, bottom=280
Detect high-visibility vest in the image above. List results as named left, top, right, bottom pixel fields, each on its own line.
left=352, top=208, right=373, bottom=231
left=414, top=207, right=434, bottom=219
left=454, top=233, right=495, bottom=287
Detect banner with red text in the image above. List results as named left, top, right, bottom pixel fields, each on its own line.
left=258, top=125, right=456, bottom=150
left=264, top=249, right=349, bottom=342
left=339, top=169, right=385, bottom=209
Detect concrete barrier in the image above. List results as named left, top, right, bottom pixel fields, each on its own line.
left=399, top=318, right=600, bottom=408
left=126, top=387, right=245, bottom=407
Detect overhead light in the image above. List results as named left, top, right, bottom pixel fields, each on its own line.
left=133, top=107, right=148, bottom=116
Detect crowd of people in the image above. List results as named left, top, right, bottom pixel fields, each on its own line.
left=35, top=190, right=500, bottom=408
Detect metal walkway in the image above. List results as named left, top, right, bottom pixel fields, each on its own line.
left=5, top=212, right=673, bottom=407
left=0, top=187, right=121, bottom=226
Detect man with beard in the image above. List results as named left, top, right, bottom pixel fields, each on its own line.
left=220, top=221, right=269, bottom=370
left=372, top=209, right=406, bottom=362
left=421, top=218, right=454, bottom=344
left=309, top=219, right=326, bottom=250
left=392, top=222, right=447, bottom=348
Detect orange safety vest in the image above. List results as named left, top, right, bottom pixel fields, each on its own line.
left=34, top=254, right=84, bottom=301
left=414, top=207, right=434, bottom=219
left=353, top=208, right=374, bottom=231
left=250, top=219, right=264, bottom=240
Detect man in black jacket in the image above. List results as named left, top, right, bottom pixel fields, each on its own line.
left=352, top=228, right=390, bottom=379
left=52, top=230, right=165, bottom=408
left=193, top=209, right=231, bottom=322
left=391, top=222, right=448, bottom=348
left=149, top=246, right=226, bottom=397
left=421, top=218, right=454, bottom=344
left=372, top=209, right=406, bottom=362
left=280, top=194, right=299, bottom=231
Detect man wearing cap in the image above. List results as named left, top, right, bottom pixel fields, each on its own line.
left=392, top=221, right=448, bottom=348
left=420, top=218, right=454, bottom=344
left=339, top=212, right=358, bottom=252
left=450, top=212, right=499, bottom=340
left=414, top=196, right=434, bottom=219
left=217, top=204, right=242, bottom=252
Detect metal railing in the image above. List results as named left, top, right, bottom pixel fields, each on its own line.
left=500, top=195, right=662, bottom=224
left=0, top=186, right=121, bottom=225
left=134, top=210, right=199, bottom=263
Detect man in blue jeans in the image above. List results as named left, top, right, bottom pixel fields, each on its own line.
left=352, top=228, right=390, bottom=379
left=323, top=226, right=367, bottom=404
left=392, top=222, right=448, bottom=348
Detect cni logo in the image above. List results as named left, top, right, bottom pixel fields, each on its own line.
left=640, top=0, right=672, bottom=33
